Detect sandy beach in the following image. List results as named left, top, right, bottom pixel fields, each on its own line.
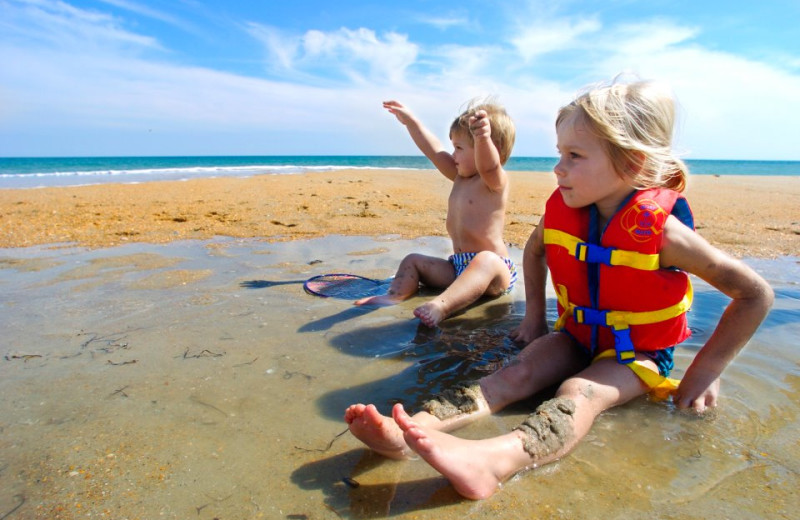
left=1, top=169, right=798, bottom=519
left=1, top=169, right=798, bottom=257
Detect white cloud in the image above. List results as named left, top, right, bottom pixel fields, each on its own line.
left=570, top=23, right=800, bottom=159
left=511, top=17, right=600, bottom=61
left=608, top=21, right=699, bottom=54
left=428, top=44, right=498, bottom=82
left=247, top=24, right=418, bottom=85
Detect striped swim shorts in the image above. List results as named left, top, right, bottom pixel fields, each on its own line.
left=448, top=252, right=518, bottom=293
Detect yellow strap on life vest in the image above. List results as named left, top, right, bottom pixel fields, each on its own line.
left=553, top=280, right=693, bottom=331
left=592, top=349, right=681, bottom=401
left=543, top=228, right=661, bottom=271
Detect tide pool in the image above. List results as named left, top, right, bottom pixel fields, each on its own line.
left=0, top=236, right=797, bottom=519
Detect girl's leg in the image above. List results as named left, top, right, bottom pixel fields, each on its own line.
left=394, top=355, right=655, bottom=499
left=345, top=332, right=586, bottom=458
left=414, top=251, right=511, bottom=327
left=354, top=253, right=455, bottom=306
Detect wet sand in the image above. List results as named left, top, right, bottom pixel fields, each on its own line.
left=0, top=235, right=796, bottom=519
left=1, top=171, right=799, bottom=519
left=1, top=169, right=798, bottom=257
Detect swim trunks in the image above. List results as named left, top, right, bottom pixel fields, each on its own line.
left=639, top=346, right=675, bottom=377
left=565, top=328, right=675, bottom=377
left=448, top=252, right=518, bottom=293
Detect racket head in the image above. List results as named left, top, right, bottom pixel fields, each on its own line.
left=303, top=273, right=389, bottom=299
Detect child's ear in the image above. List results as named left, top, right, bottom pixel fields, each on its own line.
left=626, top=151, right=647, bottom=176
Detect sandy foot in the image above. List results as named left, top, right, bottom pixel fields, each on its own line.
left=392, top=403, right=503, bottom=500
left=345, top=403, right=410, bottom=459
left=413, top=301, right=446, bottom=327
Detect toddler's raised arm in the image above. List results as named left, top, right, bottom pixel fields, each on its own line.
left=383, top=100, right=457, bottom=180
left=469, top=110, right=506, bottom=192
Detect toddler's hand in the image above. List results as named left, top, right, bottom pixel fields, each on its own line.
left=383, top=100, right=415, bottom=126
left=469, top=110, right=491, bottom=138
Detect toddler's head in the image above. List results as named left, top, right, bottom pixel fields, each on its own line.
left=451, top=99, right=516, bottom=165
left=557, top=80, right=688, bottom=192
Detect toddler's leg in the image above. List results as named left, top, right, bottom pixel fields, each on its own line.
left=355, top=253, right=454, bottom=306
left=414, top=251, right=510, bottom=327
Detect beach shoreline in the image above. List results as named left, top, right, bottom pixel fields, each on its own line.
left=1, top=169, right=798, bottom=257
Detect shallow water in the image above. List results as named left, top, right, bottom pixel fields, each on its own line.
left=0, top=236, right=797, bottom=519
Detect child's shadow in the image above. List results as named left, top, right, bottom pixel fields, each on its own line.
left=315, top=302, right=532, bottom=420
left=298, top=305, right=383, bottom=333
left=298, top=287, right=440, bottom=333
left=239, top=279, right=305, bottom=289
left=291, top=448, right=461, bottom=518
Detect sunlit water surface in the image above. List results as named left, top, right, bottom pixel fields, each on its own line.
left=0, top=236, right=797, bottom=519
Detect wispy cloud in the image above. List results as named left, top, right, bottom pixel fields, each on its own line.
left=246, top=23, right=298, bottom=70
left=98, top=0, right=190, bottom=29
left=510, top=17, right=601, bottom=61
left=416, top=14, right=471, bottom=31
left=2, top=0, right=161, bottom=52
left=246, top=24, right=418, bottom=85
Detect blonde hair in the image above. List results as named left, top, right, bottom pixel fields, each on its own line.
left=450, top=98, right=516, bottom=165
left=556, top=80, right=688, bottom=192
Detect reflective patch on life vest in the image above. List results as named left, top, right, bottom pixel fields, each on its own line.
left=620, top=199, right=669, bottom=243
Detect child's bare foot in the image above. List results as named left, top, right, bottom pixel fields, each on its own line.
left=354, top=294, right=404, bottom=306
left=345, top=403, right=411, bottom=459
left=392, top=403, right=504, bottom=500
left=414, top=300, right=447, bottom=327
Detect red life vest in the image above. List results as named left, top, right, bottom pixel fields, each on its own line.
left=543, top=188, right=694, bottom=363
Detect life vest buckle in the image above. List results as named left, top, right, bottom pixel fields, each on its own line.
left=575, top=242, right=615, bottom=265
left=612, top=326, right=636, bottom=364
left=573, top=306, right=607, bottom=326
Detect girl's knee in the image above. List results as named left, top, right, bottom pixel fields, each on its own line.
left=483, top=359, right=539, bottom=405
left=556, top=378, right=598, bottom=404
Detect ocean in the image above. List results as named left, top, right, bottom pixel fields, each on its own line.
left=0, top=156, right=798, bottom=189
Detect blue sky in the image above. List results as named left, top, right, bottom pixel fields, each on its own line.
left=1, top=0, right=799, bottom=160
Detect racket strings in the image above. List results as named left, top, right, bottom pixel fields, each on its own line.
left=304, top=274, right=388, bottom=299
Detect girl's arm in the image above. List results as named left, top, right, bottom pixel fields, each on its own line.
left=383, top=100, right=458, bottom=180
left=509, top=221, right=550, bottom=344
left=660, top=216, right=774, bottom=413
left=469, top=111, right=507, bottom=192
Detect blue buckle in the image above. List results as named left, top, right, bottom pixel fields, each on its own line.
left=575, top=242, right=615, bottom=265
left=573, top=306, right=607, bottom=326
left=613, top=327, right=636, bottom=364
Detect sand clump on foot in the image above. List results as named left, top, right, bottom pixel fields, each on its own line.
left=420, top=383, right=487, bottom=420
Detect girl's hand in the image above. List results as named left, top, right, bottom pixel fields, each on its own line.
left=673, top=369, right=721, bottom=414
left=509, top=315, right=548, bottom=345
